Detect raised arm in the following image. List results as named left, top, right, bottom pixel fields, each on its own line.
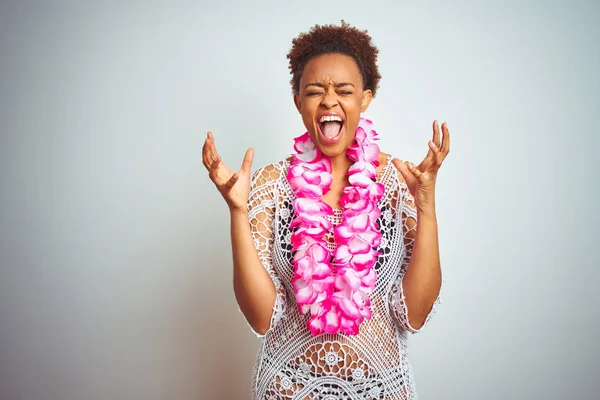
left=202, top=132, right=277, bottom=335
left=392, top=121, right=450, bottom=330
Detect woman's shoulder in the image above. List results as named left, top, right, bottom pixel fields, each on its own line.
left=380, top=151, right=409, bottom=184
left=251, top=160, right=288, bottom=185
left=378, top=151, right=398, bottom=177
left=379, top=151, right=392, bottom=166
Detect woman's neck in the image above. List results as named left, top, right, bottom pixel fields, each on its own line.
left=329, top=153, right=352, bottom=182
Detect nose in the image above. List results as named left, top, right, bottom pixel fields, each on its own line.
left=320, top=89, right=338, bottom=109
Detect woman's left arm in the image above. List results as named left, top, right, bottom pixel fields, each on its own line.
left=393, top=120, right=450, bottom=330
left=402, top=206, right=442, bottom=330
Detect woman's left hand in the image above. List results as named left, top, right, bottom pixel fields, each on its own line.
left=392, top=120, right=450, bottom=213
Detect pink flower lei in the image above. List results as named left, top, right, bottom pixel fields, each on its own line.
left=287, top=118, right=385, bottom=336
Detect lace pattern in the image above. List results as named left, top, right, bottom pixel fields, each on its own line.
left=245, top=157, right=442, bottom=399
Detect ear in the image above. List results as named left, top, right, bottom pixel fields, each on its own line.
left=293, top=93, right=301, bottom=113
left=360, top=89, right=373, bottom=112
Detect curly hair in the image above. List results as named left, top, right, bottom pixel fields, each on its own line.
left=287, top=21, right=381, bottom=96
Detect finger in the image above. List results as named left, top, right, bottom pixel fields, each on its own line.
left=407, top=161, right=424, bottom=179
left=421, top=121, right=440, bottom=166
left=240, top=148, right=254, bottom=173
left=208, top=154, right=223, bottom=183
left=432, top=120, right=441, bottom=149
left=428, top=140, right=441, bottom=158
left=210, top=154, right=221, bottom=170
left=207, top=131, right=219, bottom=163
left=422, top=146, right=435, bottom=166
left=392, top=158, right=417, bottom=188
left=440, top=122, right=450, bottom=155
left=427, top=140, right=443, bottom=170
left=202, top=134, right=212, bottom=170
left=223, top=172, right=240, bottom=191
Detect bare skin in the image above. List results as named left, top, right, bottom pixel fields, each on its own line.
left=202, top=52, right=450, bottom=335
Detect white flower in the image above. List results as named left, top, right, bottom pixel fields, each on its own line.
left=324, top=351, right=339, bottom=366
left=352, top=368, right=365, bottom=380
left=280, top=377, right=293, bottom=390
left=300, top=362, right=310, bottom=373
left=384, top=209, right=392, bottom=222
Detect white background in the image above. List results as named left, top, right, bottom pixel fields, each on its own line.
left=1, top=1, right=598, bottom=399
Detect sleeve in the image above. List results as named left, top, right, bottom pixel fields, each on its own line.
left=390, top=178, right=443, bottom=334
left=242, top=164, right=287, bottom=338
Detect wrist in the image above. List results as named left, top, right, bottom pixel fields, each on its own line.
left=229, top=207, right=249, bottom=217
left=416, top=203, right=436, bottom=218
left=415, top=188, right=436, bottom=216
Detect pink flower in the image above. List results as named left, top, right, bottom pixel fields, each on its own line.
left=333, top=247, right=379, bottom=271
left=348, top=172, right=374, bottom=188
left=334, top=213, right=370, bottom=238
left=288, top=161, right=333, bottom=200
left=291, top=199, right=333, bottom=228
left=308, top=316, right=324, bottom=335
left=292, top=237, right=322, bottom=260
left=367, top=183, right=385, bottom=201
left=289, top=160, right=330, bottom=175
left=337, top=296, right=361, bottom=320
left=347, top=119, right=381, bottom=164
left=348, top=161, right=377, bottom=178
left=293, top=133, right=319, bottom=163
left=341, top=197, right=371, bottom=214
left=358, top=267, right=377, bottom=290
left=349, top=250, right=379, bottom=270
left=292, top=278, right=318, bottom=305
left=335, top=267, right=362, bottom=291
left=339, top=317, right=359, bottom=335
left=360, top=118, right=373, bottom=133
left=347, top=231, right=380, bottom=254
left=323, top=306, right=340, bottom=334
left=291, top=227, right=326, bottom=247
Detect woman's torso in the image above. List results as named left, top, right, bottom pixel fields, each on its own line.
left=251, top=156, right=421, bottom=399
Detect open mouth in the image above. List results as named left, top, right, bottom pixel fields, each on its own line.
left=317, top=115, right=344, bottom=143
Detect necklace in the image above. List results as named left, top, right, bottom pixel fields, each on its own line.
left=287, top=118, right=384, bottom=335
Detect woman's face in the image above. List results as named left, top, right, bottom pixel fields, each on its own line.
left=294, top=53, right=373, bottom=159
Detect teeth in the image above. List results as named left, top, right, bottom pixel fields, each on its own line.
left=319, top=115, right=342, bottom=123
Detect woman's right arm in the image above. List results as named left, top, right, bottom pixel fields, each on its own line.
left=202, top=132, right=277, bottom=335
left=230, top=207, right=277, bottom=335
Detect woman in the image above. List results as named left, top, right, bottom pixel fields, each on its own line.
left=202, top=21, right=449, bottom=400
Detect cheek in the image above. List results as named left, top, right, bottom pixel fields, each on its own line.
left=298, top=105, right=318, bottom=138
left=301, top=112, right=316, bottom=131
left=341, top=96, right=362, bottom=112
left=299, top=99, right=318, bottom=116
left=343, top=100, right=362, bottom=126
left=300, top=101, right=321, bottom=125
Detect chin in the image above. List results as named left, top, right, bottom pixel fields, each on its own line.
left=318, top=144, right=347, bottom=158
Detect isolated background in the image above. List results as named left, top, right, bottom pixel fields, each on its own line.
left=1, top=1, right=599, bottom=399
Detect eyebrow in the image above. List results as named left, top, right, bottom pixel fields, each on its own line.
left=304, top=82, right=355, bottom=90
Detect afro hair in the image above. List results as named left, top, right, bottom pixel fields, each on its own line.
left=287, top=21, right=381, bottom=96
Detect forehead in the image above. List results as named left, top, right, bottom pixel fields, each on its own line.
left=300, top=53, right=362, bottom=85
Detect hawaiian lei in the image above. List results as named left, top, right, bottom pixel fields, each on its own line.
left=287, top=118, right=384, bottom=336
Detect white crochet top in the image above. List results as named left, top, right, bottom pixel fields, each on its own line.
left=245, top=156, right=441, bottom=399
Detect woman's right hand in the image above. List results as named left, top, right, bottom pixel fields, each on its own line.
left=202, top=131, right=254, bottom=214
